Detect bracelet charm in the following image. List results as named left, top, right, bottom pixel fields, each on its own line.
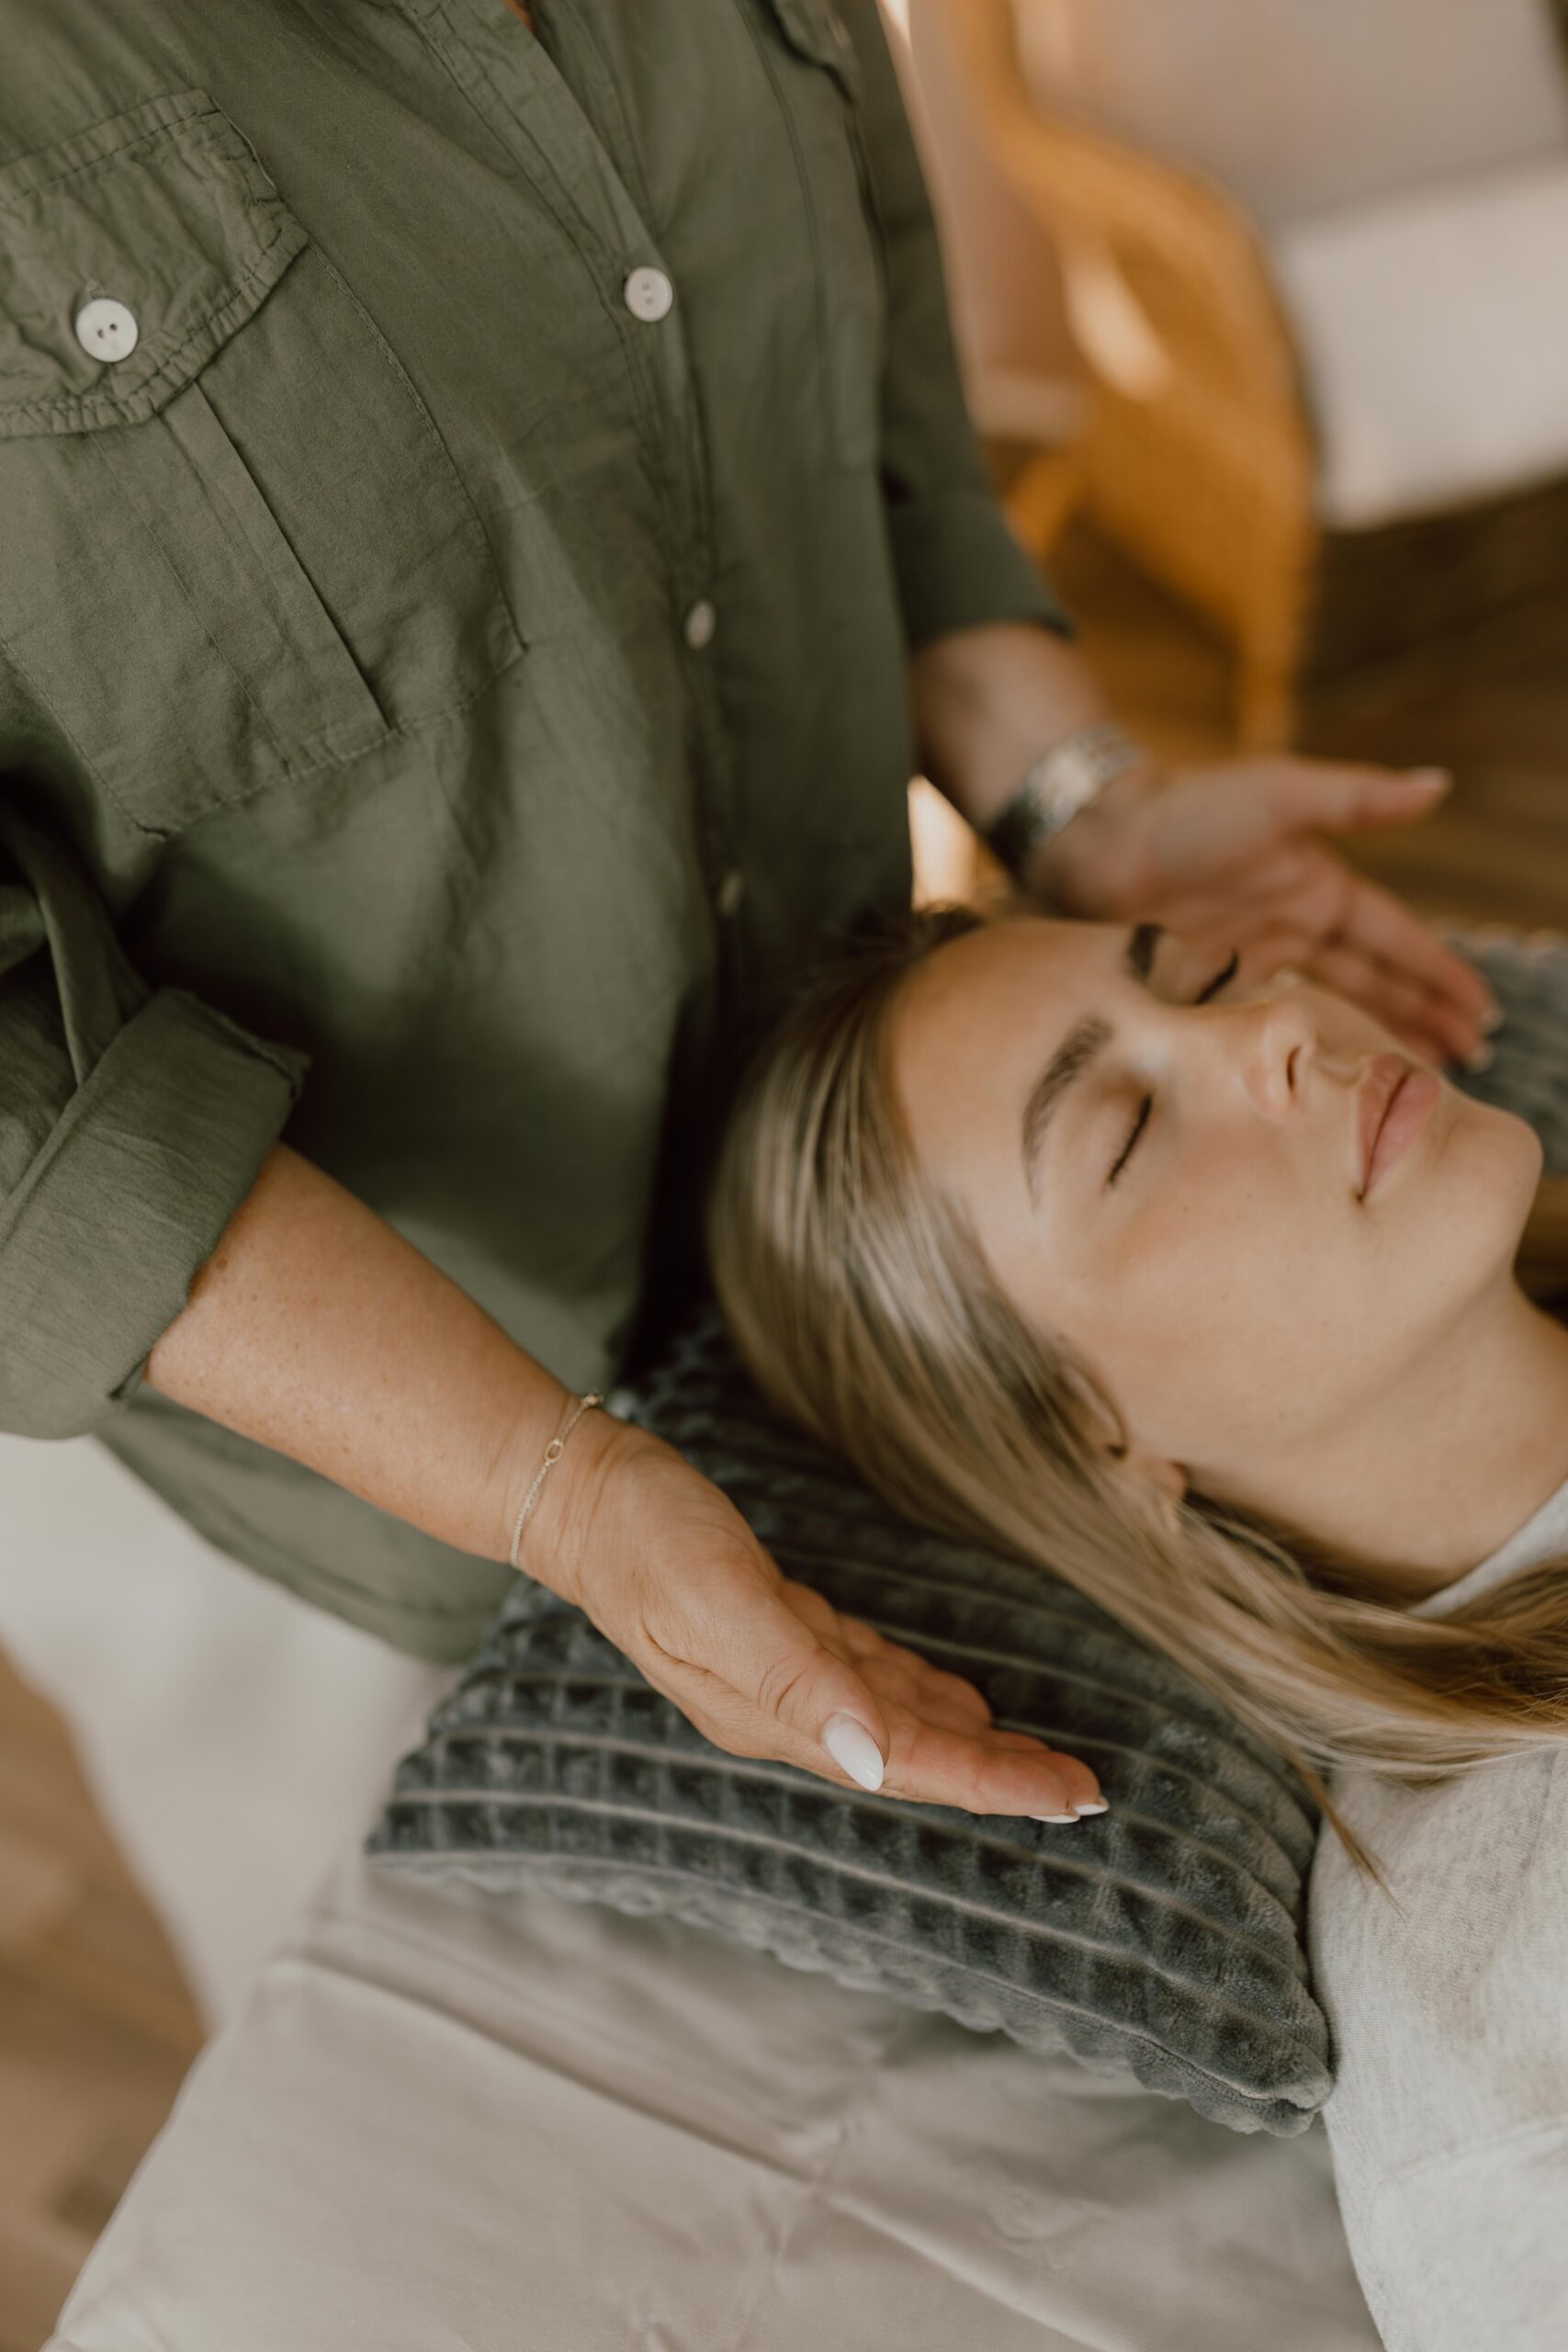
left=508, top=1390, right=604, bottom=1571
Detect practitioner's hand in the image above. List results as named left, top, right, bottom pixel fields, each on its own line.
left=1030, top=755, right=1504, bottom=1074
left=525, top=1409, right=1107, bottom=1821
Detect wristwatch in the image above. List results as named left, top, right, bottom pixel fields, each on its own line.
left=982, top=719, right=1152, bottom=883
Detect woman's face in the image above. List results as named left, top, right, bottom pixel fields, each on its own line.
left=886, top=912, right=1541, bottom=1503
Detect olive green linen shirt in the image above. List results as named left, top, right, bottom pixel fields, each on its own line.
left=0, top=0, right=1068, bottom=1659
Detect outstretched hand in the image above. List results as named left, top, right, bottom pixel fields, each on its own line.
left=536, top=1411, right=1107, bottom=1823
left=1032, top=754, right=1504, bottom=1073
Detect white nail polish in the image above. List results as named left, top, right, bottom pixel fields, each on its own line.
left=823, top=1712, right=885, bottom=1791
left=1029, top=1812, right=1081, bottom=1824
left=1075, top=1800, right=1110, bottom=1815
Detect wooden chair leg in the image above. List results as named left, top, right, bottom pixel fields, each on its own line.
left=1235, top=503, right=1317, bottom=751
left=1235, top=653, right=1297, bottom=752
left=1235, top=567, right=1313, bottom=752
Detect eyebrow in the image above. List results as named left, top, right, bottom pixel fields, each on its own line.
left=1021, top=922, right=1162, bottom=1203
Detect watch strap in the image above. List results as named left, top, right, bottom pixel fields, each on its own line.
left=983, top=720, right=1151, bottom=881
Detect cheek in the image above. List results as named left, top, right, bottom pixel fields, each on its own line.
left=1338, top=1102, right=1537, bottom=1356
left=1019, top=1096, right=1526, bottom=1459
left=1080, top=1179, right=1349, bottom=1442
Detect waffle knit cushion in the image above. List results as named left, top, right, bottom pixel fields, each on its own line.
left=369, top=1314, right=1331, bottom=2136
left=367, top=925, right=1565, bottom=2140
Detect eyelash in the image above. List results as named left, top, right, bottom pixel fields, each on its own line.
left=1106, top=950, right=1240, bottom=1188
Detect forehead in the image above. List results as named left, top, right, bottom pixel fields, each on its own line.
left=887, top=916, right=1121, bottom=1172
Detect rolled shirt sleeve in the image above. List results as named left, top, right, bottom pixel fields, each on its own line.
left=841, top=1, right=1076, bottom=650
left=0, top=800, right=310, bottom=1440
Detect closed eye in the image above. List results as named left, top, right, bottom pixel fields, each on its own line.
left=1106, top=949, right=1240, bottom=1188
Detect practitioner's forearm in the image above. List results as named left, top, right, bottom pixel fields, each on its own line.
left=908, top=620, right=1114, bottom=832
left=143, top=1139, right=581, bottom=1572
left=907, top=620, right=1162, bottom=914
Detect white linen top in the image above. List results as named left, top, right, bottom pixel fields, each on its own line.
left=1306, top=1468, right=1568, bottom=2350
left=1404, top=1465, right=1568, bottom=1619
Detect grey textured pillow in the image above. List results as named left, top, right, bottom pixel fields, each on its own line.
left=367, top=925, right=1567, bottom=2141
left=1433, top=922, right=1568, bottom=1179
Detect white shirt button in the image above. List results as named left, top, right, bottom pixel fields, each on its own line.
left=623, top=266, right=674, bottom=323
left=74, top=296, right=140, bottom=362
left=716, top=869, right=746, bottom=918
left=683, top=598, right=716, bottom=651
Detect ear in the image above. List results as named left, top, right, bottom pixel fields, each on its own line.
left=1076, top=1388, right=1187, bottom=1515
left=1108, top=1443, right=1188, bottom=1517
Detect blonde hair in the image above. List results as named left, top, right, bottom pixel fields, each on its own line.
left=705, top=897, right=1568, bottom=1889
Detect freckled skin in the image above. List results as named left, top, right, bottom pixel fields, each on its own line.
left=885, top=913, right=1550, bottom=1573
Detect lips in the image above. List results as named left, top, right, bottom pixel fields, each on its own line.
left=1354, top=1054, right=1416, bottom=1196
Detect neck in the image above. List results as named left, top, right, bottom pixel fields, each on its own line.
left=1208, top=1279, right=1568, bottom=1603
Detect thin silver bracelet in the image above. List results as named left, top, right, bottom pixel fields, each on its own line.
left=507, top=1390, right=604, bottom=1570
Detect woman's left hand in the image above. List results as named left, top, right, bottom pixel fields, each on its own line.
left=1029, top=753, right=1504, bottom=1072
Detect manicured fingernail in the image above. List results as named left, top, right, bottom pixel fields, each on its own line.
left=1408, top=767, right=1450, bottom=791
left=1074, top=1799, right=1111, bottom=1814
left=1480, top=1002, right=1506, bottom=1034
left=1464, top=1041, right=1496, bottom=1073
left=822, top=1712, right=884, bottom=1791
left=1029, top=1813, right=1082, bottom=1824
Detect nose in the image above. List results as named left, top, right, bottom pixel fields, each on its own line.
left=1236, top=991, right=1320, bottom=1120
left=1175, top=987, right=1322, bottom=1121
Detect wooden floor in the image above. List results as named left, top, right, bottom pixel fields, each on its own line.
left=0, top=1647, right=203, bottom=2352
left=3, top=504, right=1567, bottom=2350
left=1036, top=503, right=1568, bottom=933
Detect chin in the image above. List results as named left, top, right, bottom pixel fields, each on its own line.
left=1496, top=1101, right=1548, bottom=1184
left=1477, top=1105, right=1547, bottom=1256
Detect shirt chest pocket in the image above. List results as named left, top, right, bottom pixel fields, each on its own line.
left=754, top=0, right=887, bottom=472
left=0, top=87, right=524, bottom=837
